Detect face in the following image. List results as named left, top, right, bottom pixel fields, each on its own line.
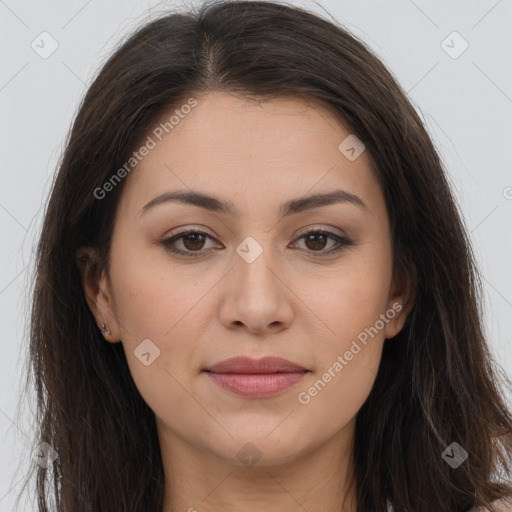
left=82, top=92, right=411, bottom=469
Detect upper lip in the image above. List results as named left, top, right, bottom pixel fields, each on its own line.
left=204, top=356, right=307, bottom=374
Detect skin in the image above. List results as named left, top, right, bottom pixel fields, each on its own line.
left=80, top=92, right=414, bottom=512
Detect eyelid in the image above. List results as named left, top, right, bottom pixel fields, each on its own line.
left=292, top=224, right=347, bottom=240
left=164, top=225, right=217, bottom=240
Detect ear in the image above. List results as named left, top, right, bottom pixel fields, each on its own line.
left=384, top=251, right=416, bottom=340
left=76, top=246, right=121, bottom=343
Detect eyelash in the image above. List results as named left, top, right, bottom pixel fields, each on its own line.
left=160, top=228, right=353, bottom=258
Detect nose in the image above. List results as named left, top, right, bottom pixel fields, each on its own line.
left=218, top=241, right=294, bottom=335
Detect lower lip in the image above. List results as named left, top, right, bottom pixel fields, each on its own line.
left=205, top=371, right=307, bottom=398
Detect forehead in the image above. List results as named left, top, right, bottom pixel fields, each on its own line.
left=118, top=92, right=383, bottom=219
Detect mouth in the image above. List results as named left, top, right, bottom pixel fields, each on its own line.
left=203, top=356, right=310, bottom=398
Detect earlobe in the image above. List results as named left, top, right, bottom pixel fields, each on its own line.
left=383, top=301, right=412, bottom=339
left=75, top=246, right=120, bottom=343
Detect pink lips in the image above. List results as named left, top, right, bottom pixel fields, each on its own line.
left=203, top=356, right=309, bottom=398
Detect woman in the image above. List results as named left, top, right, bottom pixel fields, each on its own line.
left=22, top=1, right=512, bottom=511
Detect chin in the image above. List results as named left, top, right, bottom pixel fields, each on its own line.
left=207, top=429, right=315, bottom=469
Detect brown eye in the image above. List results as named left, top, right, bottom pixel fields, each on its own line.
left=162, top=228, right=352, bottom=258
left=304, top=232, right=329, bottom=251
left=182, top=232, right=206, bottom=251
left=161, top=229, right=218, bottom=257
left=292, top=229, right=352, bottom=256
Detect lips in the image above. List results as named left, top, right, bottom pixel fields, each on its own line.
left=203, top=356, right=309, bottom=398
left=204, top=356, right=307, bottom=374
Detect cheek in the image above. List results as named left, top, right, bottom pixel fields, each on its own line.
left=296, top=347, right=382, bottom=441
left=295, top=265, right=390, bottom=428
left=294, top=241, right=391, bottom=410
left=301, top=246, right=393, bottom=346
left=109, top=233, right=214, bottom=341
left=107, top=236, right=228, bottom=407
left=109, top=253, right=209, bottom=416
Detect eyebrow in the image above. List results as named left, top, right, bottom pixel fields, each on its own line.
left=140, top=188, right=367, bottom=218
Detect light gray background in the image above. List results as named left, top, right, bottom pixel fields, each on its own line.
left=1, top=0, right=511, bottom=509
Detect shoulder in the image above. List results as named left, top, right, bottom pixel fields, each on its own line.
left=472, top=498, right=512, bottom=512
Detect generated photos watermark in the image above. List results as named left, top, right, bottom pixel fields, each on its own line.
left=93, top=97, right=198, bottom=200
left=297, top=301, right=403, bottom=405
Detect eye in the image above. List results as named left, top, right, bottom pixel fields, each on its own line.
left=160, top=227, right=352, bottom=258
left=290, top=228, right=352, bottom=256
left=161, top=228, right=218, bottom=257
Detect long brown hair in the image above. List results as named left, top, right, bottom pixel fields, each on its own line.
left=19, top=1, right=512, bottom=511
